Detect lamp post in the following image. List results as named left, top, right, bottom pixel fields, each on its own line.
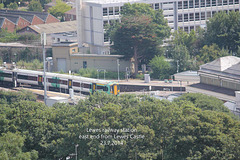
left=75, top=144, right=78, bottom=160
left=176, top=60, right=179, bottom=73
left=117, top=59, right=120, bottom=82
left=69, top=144, right=79, bottom=160
left=41, top=33, right=47, bottom=105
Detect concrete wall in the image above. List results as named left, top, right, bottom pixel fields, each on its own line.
left=200, top=75, right=240, bottom=91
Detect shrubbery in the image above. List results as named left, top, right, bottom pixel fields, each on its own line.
left=0, top=91, right=239, bottom=159
left=77, top=68, right=125, bottom=80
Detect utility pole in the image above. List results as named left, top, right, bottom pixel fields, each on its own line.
left=41, top=33, right=47, bottom=105
left=117, top=59, right=120, bottom=82
left=177, top=60, right=179, bottom=73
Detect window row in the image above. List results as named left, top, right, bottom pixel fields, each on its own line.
left=178, top=0, right=239, bottom=9
left=178, top=9, right=239, bottom=22
left=103, top=7, right=122, bottom=16
left=179, top=26, right=201, bottom=33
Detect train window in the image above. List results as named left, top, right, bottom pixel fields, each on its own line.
left=59, top=80, right=67, bottom=85
left=28, top=76, right=37, bottom=81
left=0, top=72, right=12, bottom=78
left=97, top=85, right=108, bottom=91
left=48, top=78, right=59, bottom=83
left=73, top=82, right=80, bottom=87
left=83, top=83, right=90, bottom=88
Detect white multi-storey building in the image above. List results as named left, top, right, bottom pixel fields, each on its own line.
left=76, top=0, right=240, bottom=55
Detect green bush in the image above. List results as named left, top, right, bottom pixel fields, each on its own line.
left=136, top=73, right=144, bottom=80
left=149, top=56, right=172, bottom=80
left=16, top=59, right=43, bottom=70
left=77, top=68, right=125, bottom=80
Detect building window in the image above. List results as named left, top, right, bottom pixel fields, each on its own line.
left=207, top=11, right=211, bottom=19
left=103, top=8, right=107, bottom=16
left=212, top=0, right=217, bottom=6
left=109, top=20, right=115, bottom=25
left=190, top=13, right=194, bottom=21
left=218, top=0, right=222, bottom=6
left=229, top=0, right=233, bottom=4
left=195, top=12, right=200, bottom=20
left=195, top=0, right=199, bottom=7
left=235, top=0, right=239, bottom=4
left=150, top=4, right=154, bottom=8
left=223, top=0, right=227, bottom=5
left=104, top=33, right=108, bottom=42
left=201, top=0, right=205, bottom=7
left=212, top=11, right=216, bottom=16
left=178, top=1, right=182, bottom=9
left=83, top=61, right=87, bottom=68
left=184, top=1, right=188, bottom=9
left=155, top=3, right=159, bottom=10
left=189, top=0, right=194, bottom=8
left=72, top=48, right=76, bottom=52
left=109, top=7, right=113, bottom=15
left=184, top=14, right=188, bottom=22
left=190, top=26, right=194, bottom=31
left=184, top=27, right=188, bottom=32
left=178, top=14, right=183, bottom=22
left=201, top=12, right=205, bottom=20
left=206, top=0, right=211, bottom=6
left=115, top=7, right=119, bottom=15
left=103, top=20, right=108, bottom=27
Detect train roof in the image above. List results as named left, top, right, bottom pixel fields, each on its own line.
left=0, top=67, right=117, bottom=85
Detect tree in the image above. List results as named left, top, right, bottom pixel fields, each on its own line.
left=198, top=43, right=230, bottom=63
left=48, top=0, right=71, bottom=19
left=7, top=2, right=18, bottom=10
left=0, top=3, right=4, bottom=9
left=28, top=0, right=43, bottom=12
left=172, top=44, right=190, bottom=72
left=149, top=56, right=172, bottom=79
left=39, top=0, right=51, bottom=7
left=0, top=132, right=38, bottom=160
left=110, top=3, right=170, bottom=77
left=0, top=90, right=240, bottom=159
left=205, top=11, right=240, bottom=53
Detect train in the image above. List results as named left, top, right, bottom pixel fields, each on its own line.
left=0, top=67, right=120, bottom=96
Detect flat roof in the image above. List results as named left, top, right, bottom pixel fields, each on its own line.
left=27, top=21, right=77, bottom=34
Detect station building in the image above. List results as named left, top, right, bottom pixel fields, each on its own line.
left=198, top=56, right=240, bottom=91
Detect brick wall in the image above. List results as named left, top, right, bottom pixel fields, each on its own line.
left=45, top=14, right=59, bottom=23
left=17, top=17, right=31, bottom=30
left=31, top=15, right=44, bottom=25
left=1, top=18, right=15, bottom=32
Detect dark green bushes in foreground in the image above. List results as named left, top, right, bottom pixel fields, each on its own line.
left=0, top=90, right=239, bottom=160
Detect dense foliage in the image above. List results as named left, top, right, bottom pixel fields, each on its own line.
left=48, top=0, right=71, bottom=20
left=149, top=56, right=172, bottom=79
left=28, top=0, right=43, bottom=12
left=109, top=3, right=170, bottom=76
left=0, top=90, right=239, bottom=159
left=205, top=11, right=240, bottom=53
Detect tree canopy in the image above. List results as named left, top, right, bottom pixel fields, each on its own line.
left=0, top=90, right=240, bottom=159
left=205, top=11, right=240, bottom=53
left=149, top=56, right=172, bottom=79
left=28, top=0, right=43, bottom=12
left=110, top=3, right=170, bottom=76
left=48, top=0, right=71, bottom=19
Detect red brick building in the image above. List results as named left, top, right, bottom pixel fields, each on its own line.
left=0, top=17, right=15, bottom=32
left=0, top=9, right=59, bottom=31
